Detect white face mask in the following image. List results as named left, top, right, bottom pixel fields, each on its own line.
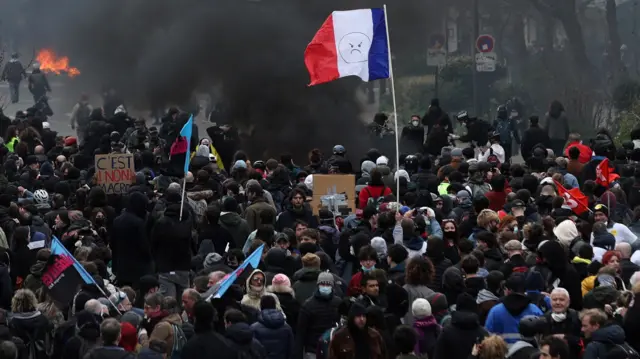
left=411, top=120, right=419, bottom=126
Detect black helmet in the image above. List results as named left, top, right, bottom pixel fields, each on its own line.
left=497, top=105, right=508, bottom=118
left=253, top=160, right=266, bottom=170
left=405, top=155, right=418, bottom=172
left=519, top=315, right=547, bottom=337
left=456, top=111, right=469, bottom=122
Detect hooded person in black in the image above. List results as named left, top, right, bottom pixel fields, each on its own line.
left=422, top=99, right=452, bottom=135
left=182, top=301, right=237, bottom=359
left=434, top=293, right=488, bottom=359
left=328, top=302, right=386, bottom=359
left=111, top=191, right=154, bottom=287
left=223, top=309, right=266, bottom=359
left=533, top=241, right=583, bottom=310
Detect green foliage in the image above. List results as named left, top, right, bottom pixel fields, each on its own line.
left=615, top=98, right=640, bottom=144
left=380, top=55, right=507, bottom=120
left=613, top=80, right=640, bottom=111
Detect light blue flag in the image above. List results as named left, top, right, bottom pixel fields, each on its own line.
left=180, top=115, right=194, bottom=173
left=51, top=236, right=96, bottom=285
left=206, top=244, right=265, bottom=300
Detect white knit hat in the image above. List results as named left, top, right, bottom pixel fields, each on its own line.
left=412, top=298, right=432, bottom=319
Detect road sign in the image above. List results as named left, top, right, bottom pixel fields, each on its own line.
left=475, top=52, right=497, bottom=72
left=427, top=33, right=446, bottom=66
left=476, top=34, right=495, bottom=53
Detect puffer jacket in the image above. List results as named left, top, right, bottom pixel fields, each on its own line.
left=295, top=290, right=341, bottom=356
left=250, top=309, right=294, bottom=359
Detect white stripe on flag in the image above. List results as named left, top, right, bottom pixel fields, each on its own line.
left=333, top=9, right=374, bottom=81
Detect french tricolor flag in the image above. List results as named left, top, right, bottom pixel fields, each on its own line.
left=304, top=8, right=390, bottom=86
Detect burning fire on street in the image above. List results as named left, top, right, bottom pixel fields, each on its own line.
left=35, top=49, right=81, bottom=77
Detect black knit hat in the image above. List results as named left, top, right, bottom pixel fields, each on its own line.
left=456, top=292, right=478, bottom=313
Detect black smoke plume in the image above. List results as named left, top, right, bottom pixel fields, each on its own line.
left=7, top=0, right=432, bottom=161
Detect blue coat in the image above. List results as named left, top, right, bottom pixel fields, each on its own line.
left=485, top=294, right=543, bottom=344
left=251, top=309, right=294, bottom=359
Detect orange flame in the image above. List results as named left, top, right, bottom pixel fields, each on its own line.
left=36, top=49, right=81, bottom=77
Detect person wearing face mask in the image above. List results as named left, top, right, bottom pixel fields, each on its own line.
left=295, top=272, right=341, bottom=359
left=401, top=115, right=425, bottom=154
left=347, top=246, right=378, bottom=296
left=542, top=288, right=582, bottom=359
left=441, top=219, right=461, bottom=265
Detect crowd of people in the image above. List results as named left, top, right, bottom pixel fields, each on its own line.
left=0, top=94, right=639, bottom=359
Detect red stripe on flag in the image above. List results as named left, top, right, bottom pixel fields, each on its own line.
left=304, top=14, right=339, bottom=86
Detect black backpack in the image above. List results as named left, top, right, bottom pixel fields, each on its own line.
left=601, top=342, right=640, bottom=359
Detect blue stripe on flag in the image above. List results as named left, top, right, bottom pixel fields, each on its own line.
left=368, top=8, right=389, bottom=81
left=180, top=115, right=194, bottom=174
left=51, top=237, right=95, bottom=284
left=208, top=244, right=265, bottom=300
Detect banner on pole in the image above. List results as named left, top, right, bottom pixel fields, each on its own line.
left=94, top=153, right=135, bottom=194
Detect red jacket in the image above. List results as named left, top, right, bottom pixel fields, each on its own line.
left=358, top=185, right=392, bottom=209
left=347, top=271, right=363, bottom=296
left=564, top=141, right=592, bottom=164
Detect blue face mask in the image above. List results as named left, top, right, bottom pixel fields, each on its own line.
left=361, top=265, right=375, bottom=273
left=318, top=286, right=332, bottom=296
left=513, top=226, right=519, bottom=234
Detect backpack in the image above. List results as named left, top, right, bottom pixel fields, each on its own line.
left=170, top=323, right=187, bottom=359
left=316, top=325, right=340, bottom=359
left=495, top=119, right=512, bottom=144
left=486, top=148, right=501, bottom=167
left=22, top=329, right=53, bottom=359
left=76, top=104, right=92, bottom=128
left=77, top=337, right=97, bottom=359
left=365, top=186, right=386, bottom=210
left=601, top=342, right=640, bottom=359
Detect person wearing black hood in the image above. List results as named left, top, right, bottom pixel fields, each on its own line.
left=520, top=116, right=550, bottom=160
left=422, top=99, right=452, bottom=135
left=151, top=199, right=194, bottom=299
left=434, top=293, right=488, bottom=359
left=111, top=191, right=154, bottom=287
left=425, top=237, right=452, bottom=291
left=328, top=302, right=386, bottom=359
left=224, top=309, right=266, bottom=359
left=62, top=310, right=102, bottom=359
left=181, top=301, right=237, bottom=359
left=84, top=187, right=116, bottom=228
left=534, top=241, right=583, bottom=310
left=476, top=231, right=503, bottom=272
left=401, top=115, right=425, bottom=154
left=219, top=196, right=251, bottom=249
left=542, top=100, right=570, bottom=156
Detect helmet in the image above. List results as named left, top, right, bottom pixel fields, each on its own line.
left=497, top=105, right=508, bottom=118
left=253, top=160, right=266, bottom=170
left=519, top=315, right=547, bottom=337
left=333, top=145, right=346, bottom=155
left=33, top=189, right=49, bottom=204
left=405, top=155, right=418, bottom=172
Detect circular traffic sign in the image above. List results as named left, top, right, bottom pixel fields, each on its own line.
left=476, top=34, right=495, bottom=53
left=429, top=34, right=446, bottom=50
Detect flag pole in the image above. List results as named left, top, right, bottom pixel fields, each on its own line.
left=383, top=4, right=400, bottom=202
left=180, top=176, right=186, bottom=221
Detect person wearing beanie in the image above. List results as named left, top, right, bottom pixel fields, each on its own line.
left=524, top=271, right=552, bottom=313
left=181, top=301, right=236, bottom=359
left=433, top=293, right=488, bottom=359
left=119, top=322, right=141, bottom=353
left=295, top=271, right=340, bottom=359
left=328, top=302, right=386, bottom=359
left=411, top=298, right=439, bottom=359
left=592, top=203, right=638, bottom=246
left=293, top=253, right=323, bottom=304
left=485, top=273, right=543, bottom=344
left=250, top=295, right=294, bottom=359
left=268, top=273, right=299, bottom=328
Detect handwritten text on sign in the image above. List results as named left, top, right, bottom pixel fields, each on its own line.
left=94, top=153, right=135, bottom=194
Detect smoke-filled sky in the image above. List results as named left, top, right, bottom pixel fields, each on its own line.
left=3, top=0, right=438, bottom=159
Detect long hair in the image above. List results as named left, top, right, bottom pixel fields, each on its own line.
left=405, top=256, right=434, bottom=286
left=11, top=289, right=38, bottom=313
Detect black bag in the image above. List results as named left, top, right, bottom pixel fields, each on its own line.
left=602, top=342, right=640, bottom=359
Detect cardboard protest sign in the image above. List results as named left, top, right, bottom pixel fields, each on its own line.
left=94, top=153, right=135, bottom=194
left=311, top=174, right=355, bottom=215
